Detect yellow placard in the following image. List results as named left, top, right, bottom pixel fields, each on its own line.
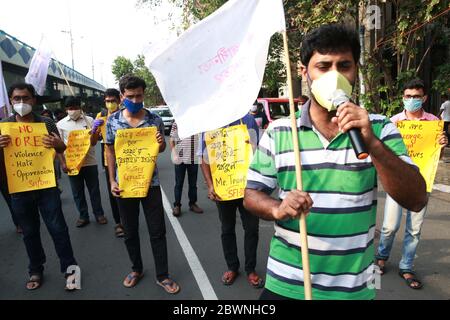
left=114, top=127, right=159, bottom=198
left=0, top=122, right=56, bottom=193
left=96, top=115, right=108, bottom=166
left=397, top=120, right=443, bottom=192
left=205, top=124, right=253, bottom=201
left=65, top=129, right=92, bottom=176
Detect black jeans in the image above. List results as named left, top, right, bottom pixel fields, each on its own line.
left=444, top=121, right=449, bottom=144
left=174, top=163, right=198, bottom=207
left=104, top=167, right=121, bottom=224
left=11, top=187, right=77, bottom=275
left=68, top=165, right=104, bottom=221
left=117, top=186, right=169, bottom=281
left=0, top=181, right=19, bottom=227
left=216, top=198, right=259, bottom=274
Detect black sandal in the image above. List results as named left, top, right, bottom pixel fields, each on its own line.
left=26, top=274, right=43, bottom=290
left=398, top=270, right=423, bottom=289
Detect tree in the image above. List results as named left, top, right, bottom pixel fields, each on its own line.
left=139, top=0, right=449, bottom=114
left=111, top=55, right=165, bottom=106
left=111, top=56, right=134, bottom=82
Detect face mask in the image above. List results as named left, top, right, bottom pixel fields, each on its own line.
left=403, top=98, right=423, bottom=113
left=68, top=110, right=82, bottom=121
left=106, top=102, right=119, bottom=113
left=13, top=103, right=33, bottom=117
left=310, top=70, right=353, bottom=112
left=123, top=99, right=144, bottom=114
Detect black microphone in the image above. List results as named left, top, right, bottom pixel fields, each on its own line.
left=331, top=90, right=369, bottom=160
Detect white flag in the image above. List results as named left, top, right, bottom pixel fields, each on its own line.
left=25, top=37, right=52, bottom=96
left=0, top=60, right=11, bottom=118
left=149, top=0, right=286, bottom=139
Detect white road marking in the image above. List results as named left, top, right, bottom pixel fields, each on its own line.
left=433, top=184, right=450, bottom=194
left=160, top=187, right=218, bottom=300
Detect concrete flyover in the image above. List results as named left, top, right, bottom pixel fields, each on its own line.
left=0, top=29, right=105, bottom=111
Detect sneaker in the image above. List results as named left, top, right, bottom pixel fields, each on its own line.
left=189, top=203, right=204, bottom=214
left=173, top=206, right=181, bottom=217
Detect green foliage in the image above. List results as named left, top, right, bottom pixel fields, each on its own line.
left=432, top=63, right=450, bottom=96
left=111, top=56, right=134, bottom=82
left=111, top=55, right=164, bottom=106
left=137, top=0, right=449, bottom=113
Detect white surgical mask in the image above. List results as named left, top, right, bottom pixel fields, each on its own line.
left=310, top=70, right=353, bottom=112
left=13, top=103, right=33, bottom=117
left=68, top=110, right=82, bottom=120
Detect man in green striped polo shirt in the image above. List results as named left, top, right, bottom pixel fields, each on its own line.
left=243, top=24, right=427, bottom=300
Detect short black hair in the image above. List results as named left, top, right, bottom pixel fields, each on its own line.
left=403, top=79, right=427, bottom=95
left=119, top=75, right=146, bottom=94
left=8, top=82, right=36, bottom=98
left=64, top=96, right=82, bottom=108
left=300, top=24, right=361, bottom=66
left=104, top=88, right=120, bottom=100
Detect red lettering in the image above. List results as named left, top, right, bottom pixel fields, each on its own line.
left=18, top=125, right=33, bottom=134
left=24, top=136, right=31, bottom=146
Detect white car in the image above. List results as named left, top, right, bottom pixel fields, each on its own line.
left=149, top=106, right=174, bottom=134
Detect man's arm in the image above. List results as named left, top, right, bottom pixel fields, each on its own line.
left=334, top=102, right=427, bottom=212
left=244, top=189, right=313, bottom=221
left=105, top=144, right=122, bottom=197
left=200, top=158, right=222, bottom=201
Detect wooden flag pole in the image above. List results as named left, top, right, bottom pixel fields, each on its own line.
left=54, top=57, right=91, bottom=129
left=282, top=30, right=312, bottom=300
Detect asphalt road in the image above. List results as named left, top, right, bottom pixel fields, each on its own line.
left=0, top=141, right=449, bottom=300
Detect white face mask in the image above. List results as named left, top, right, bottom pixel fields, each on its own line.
left=13, top=103, right=33, bottom=117
left=68, top=110, right=82, bottom=121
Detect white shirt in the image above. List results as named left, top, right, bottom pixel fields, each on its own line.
left=440, top=100, right=450, bottom=121
left=57, top=115, right=97, bottom=167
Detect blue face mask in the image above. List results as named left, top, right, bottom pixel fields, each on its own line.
left=403, top=98, right=423, bottom=113
left=123, top=98, right=144, bottom=114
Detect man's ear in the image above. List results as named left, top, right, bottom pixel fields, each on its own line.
left=423, top=95, right=428, bottom=104
left=299, top=64, right=307, bottom=80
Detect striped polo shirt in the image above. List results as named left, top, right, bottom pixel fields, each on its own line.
left=246, top=100, right=414, bottom=300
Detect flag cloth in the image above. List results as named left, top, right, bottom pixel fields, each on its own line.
left=0, top=60, right=11, bottom=118
left=25, top=37, right=52, bottom=96
left=149, top=0, right=286, bottom=139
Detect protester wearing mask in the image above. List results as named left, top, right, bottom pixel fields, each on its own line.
left=249, top=100, right=268, bottom=129
left=105, top=75, right=180, bottom=294
left=91, top=88, right=124, bottom=237
left=0, top=83, right=79, bottom=291
left=375, top=79, right=448, bottom=290
left=57, top=96, right=107, bottom=228
left=243, top=24, right=427, bottom=300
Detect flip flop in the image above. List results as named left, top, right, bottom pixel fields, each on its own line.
left=26, top=274, right=43, bottom=291
left=157, top=278, right=180, bottom=294
left=399, top=270, right=423, bottom=289
left=123, top=272, right=144, bottom=288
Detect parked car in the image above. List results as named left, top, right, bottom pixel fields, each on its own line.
left=148, top=106, right=175, bottom=134
left=257, top=98, right=301, bottom=124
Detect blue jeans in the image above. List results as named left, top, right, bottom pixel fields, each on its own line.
left=173, top=163, right=198, bottom=207
left=11, top=187, right=77, bottom=275
left=376, top=194, right=427, bottom=271
left=68, top=165, right=104, bottom=221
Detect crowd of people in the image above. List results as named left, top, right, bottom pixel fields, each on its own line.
left=0, top=24, right=448, bottom=299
